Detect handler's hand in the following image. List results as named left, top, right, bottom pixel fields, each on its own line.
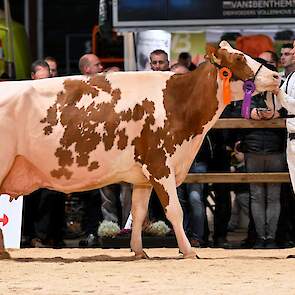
left=259, top=109, right=276, bottom=119
left=272, top=86, right=280, bottom=95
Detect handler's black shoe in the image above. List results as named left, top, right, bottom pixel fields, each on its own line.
left=253, top=238, right=265, bottom=249
left=265, top=238, right=278, bottom=249
left=213, top=238, right=232, bottom=249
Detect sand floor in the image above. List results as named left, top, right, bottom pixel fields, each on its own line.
left=1, top=247, right=295, bottom=295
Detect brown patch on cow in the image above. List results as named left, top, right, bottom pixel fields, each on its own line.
left=41, top=76, right=158, bottom=180
left=150, top=179, right=169, bottom=208
left=111, top=88, right=121, bottom=104
left=135, top=58, right=256, bottom=207
left=40, top=104, right=58, bottom=126
left=43, top=126, right=53, bottom=135
left=121, top=109, right=132, bottom=121
left=133, top=114, right=170, bottom=179
left=142, top=99, right=155, bottom=114
left=117, top=128, right=128, bottom=150
left=59, top=80, right=99, bottom=107
left=132, top=63, right=219, bottom=185
left=132, top=104, right=145, bottom=121
left=55, top=147, right=74, bottom=167
left=89, top=75, right=112, bottom=93
left=163, top=64, right=219, bottom=148
left=88, top=161, right=99, bottom=171
left=51, top=167, right=73, bottom=180
left=40, top=105, right=58, bottom=135
left=41, top=77, right=113, bottom=179
left=132, top=99, right=155, bottom=121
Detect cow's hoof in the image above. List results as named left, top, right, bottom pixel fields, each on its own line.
left=183, top=251, right=200, bottom=259
left=134, top=251, right=149, bottom=260
left=0, top=251, right=11, bottom=259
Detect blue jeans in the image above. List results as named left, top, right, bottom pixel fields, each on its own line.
left=245, top=153, right=284, bottom=240
left=177, top=161, right=207, bottom=241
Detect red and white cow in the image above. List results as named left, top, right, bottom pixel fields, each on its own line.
left=0, top=41, right=280, bottom=258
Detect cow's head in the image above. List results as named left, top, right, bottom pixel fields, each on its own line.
left=206, top=41, right=280, bottom=97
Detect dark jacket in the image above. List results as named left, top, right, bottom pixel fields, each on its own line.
left=195, top=135, right=213, bottom=164
left=239, top=93, right=286, bottom=154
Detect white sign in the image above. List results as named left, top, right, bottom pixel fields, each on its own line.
left=136, top=30, right=171, bottom=71
left=0, top=194, right=23, bottom=248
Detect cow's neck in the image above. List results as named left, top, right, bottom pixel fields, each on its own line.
left=163, top=62, right=225, bottom=145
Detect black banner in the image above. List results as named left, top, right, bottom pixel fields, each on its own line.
left=113, top=0, right=295, bottom=27
left=221, top=0, right=295, bottom=19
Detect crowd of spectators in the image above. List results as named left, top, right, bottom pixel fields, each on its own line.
left=20, top=40, right=295, bottom=250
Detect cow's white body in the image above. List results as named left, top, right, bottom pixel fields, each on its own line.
left=0, top=41, right=281, bottom=258
left=0, top=72, right=196, bottom=194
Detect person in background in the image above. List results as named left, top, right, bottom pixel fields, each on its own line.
left=240, top=59, right=286, bottom=249
left=31, top=59, right=50, bottom=79
left=178, top=52, right=197, bottom=71
left=22, top=60, right=51, bottom=247
left=79, top=53, right=104, bottom=75
left=78, top=53, right=104, bottom=247
left=146, top=49, right=170, bottom=223
left=150, top=49, right=170, bottom=71
left=273, top=40, right=295, bottom=249
left=176, top=136, right=212, bottom=248
left=227, top=142, right=250, bottom=233
left=280, top=43, right=295, bottom=81
left=170, top=63, right=189, bottom=74
left=104, top=66, right=121, bottom=73
left=99, top=66, right=132, bottom=229
left=45, top=56, right=58, bottom=77
left=258, top=51, right=279, bottom=69
left=23, top=59, right=66, bottom=248
left=259, top=50, right=295, bottom=248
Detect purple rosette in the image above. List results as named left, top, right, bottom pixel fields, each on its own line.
left=241, top=80, right=256, bottom=119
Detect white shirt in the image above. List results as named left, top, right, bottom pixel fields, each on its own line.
left=277, top=72, right=295, bottom=133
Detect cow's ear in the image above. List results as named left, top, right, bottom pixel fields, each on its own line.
left=205, top=43, right=221, bottom=65
left=219, top=40, right=232, bottom=49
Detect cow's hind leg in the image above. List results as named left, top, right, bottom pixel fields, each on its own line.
left=0, top=130, right=16, bottom=259
left=151, top=177, right=197, bottom=259
left=0, top=229, right=11, bottom=259
left=130, top=185, right=152, bottom=259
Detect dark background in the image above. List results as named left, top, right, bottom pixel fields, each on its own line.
left=7, top=0, right=99, bottom=75
left=118, top=0, right=221, bottom=21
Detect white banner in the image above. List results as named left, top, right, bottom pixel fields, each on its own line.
left=0, top=194, right=23, bottom=248
left=136, top=30, right=171, bottom=71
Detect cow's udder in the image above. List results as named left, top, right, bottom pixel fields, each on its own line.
left=0, top=155, right=51, bottom=199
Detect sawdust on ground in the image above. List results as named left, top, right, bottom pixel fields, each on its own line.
left=1, top=247, right=295, bottom=295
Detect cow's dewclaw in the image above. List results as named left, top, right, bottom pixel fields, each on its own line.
left=134, top=251, right=149, bottom=260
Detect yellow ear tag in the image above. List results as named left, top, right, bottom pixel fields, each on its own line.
left=219, top=67, right=232, bottom=105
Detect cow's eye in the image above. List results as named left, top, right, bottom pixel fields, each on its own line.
left=236, top=55, right=245, bottom=63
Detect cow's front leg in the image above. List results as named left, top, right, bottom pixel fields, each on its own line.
left=151, top=176, right=197, bottom=259
left=130, top=184, right=152, bottom=259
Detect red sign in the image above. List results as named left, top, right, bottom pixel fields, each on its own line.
left=0, top=214, right=8, bottom=226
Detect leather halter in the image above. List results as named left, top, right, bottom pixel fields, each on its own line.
left=212, top=60, right=264, bottom=107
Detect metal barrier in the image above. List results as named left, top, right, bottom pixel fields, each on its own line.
left=184, top=118, right=290, bottom=184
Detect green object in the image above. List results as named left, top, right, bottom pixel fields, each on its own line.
left=0, top=18, right=31, bottom=79
left=171, top=32, right=206, bottom=62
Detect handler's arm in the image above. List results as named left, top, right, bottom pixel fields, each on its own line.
left=276, top=88, right=295, bottom=113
